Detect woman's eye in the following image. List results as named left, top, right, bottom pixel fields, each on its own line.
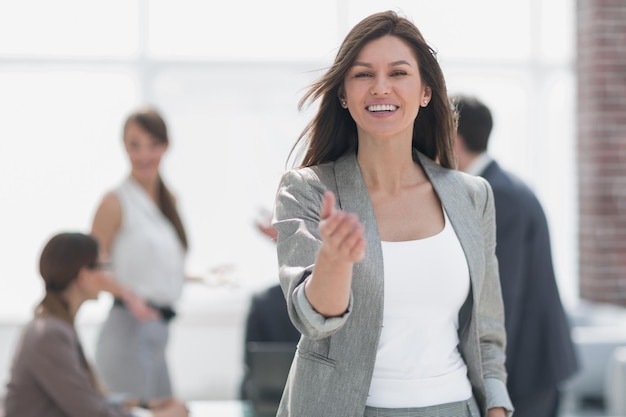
left=391, top=70, right=407, bottom=77
left=354, top=72, right=372, bottom=78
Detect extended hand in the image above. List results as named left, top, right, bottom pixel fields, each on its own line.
left=318, top=191, right=366, bottom=264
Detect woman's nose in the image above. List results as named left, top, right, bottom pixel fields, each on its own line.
left=370, top=76, right=390, bottom=95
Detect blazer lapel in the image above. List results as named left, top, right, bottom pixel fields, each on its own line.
left=333, top=152, right=383, bottom=251
left=333, top=152, right=385, bottom=325
left=416, top=151, right=483, bottom=308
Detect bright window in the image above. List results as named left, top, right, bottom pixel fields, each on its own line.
left=0, top=0, right=577, bottom=322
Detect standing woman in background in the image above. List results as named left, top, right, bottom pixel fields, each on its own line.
left=91, top=106, right=188, bottom=401
left=272, top=11, right=513, bottom=417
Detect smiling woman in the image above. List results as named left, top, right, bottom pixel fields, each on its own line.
left=340, top=36, right=432, bottom=146
left=273, top=10, right=511, bottom=417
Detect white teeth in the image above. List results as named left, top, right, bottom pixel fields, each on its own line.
left=368, top=104, right=397, bottom=112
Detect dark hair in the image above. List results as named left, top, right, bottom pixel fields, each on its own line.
left=38, top=232, right=103, bottom=391
left=124, top=106, right=188, bottom=250
left=38, top=232, right=98, bottom=324
left=292, top=10, right=456, bottom=168
left=450, top=94, right=493, bottom=153
left=40, top=232, right=99, bottom=293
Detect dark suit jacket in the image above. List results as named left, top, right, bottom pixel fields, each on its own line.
left=481, top=160, right=578, bottom=400
left=240, top=284, right=300, bottom=400
left=244, top=284, right=301, bottom=345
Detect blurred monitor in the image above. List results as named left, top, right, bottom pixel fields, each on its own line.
left=246, top=342, right=296, bottom=417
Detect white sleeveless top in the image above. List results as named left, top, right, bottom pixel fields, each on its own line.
left=110, top=177, right=185, bottom=306
left=366, top=210, right=472, bottom=408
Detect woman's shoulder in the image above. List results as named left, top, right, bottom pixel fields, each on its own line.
left=456, top=169, right=491, bottom=193
left=418, top=155, right=493, bottom=212
left=418, top=151, right=491, bottom=195
left=279, top=160, right=336, bottom=189
left=98, top=191, right=122, bottom=209
left=20, top=316, right=75, bottom=354
left=32, top=315, right=74, bottom=337
left=94, top=178, right=128, bottom=209
left=445, top=169, right=493, bottom=209
left=93, top=191, right=122, bottom=224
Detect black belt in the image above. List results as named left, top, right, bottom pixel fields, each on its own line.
left=113, top=298, right=177, bottom=322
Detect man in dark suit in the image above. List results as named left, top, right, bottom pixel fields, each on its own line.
left=240, top=221, right=300, bottom=402
left=240, top=284, right=300, bottom=405
left=244, top=283, right=301, bottom=346
left=244, top=220, right=300, bottom=347
left=452, top=94, right=579, bottom=417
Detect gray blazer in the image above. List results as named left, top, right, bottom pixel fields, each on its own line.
left=273, top=151, right=513, bottom=417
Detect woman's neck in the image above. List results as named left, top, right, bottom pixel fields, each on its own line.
left=39, top=291, right=82, bottom=324
left=66, top=295, right=83, bottom=318
left=130, top=173, right=160, bottom=201
left=357, top=138, right=424, bottom=193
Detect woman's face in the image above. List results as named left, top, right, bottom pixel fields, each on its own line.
left=123, top=121, right=168, bottom=183
left=77, top=261, right=112, bottom=301
left=341, top=35, right=431, bottom=142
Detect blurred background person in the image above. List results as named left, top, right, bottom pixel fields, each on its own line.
left=91, top=106, right=189, bottom=401
left=240, top=215, right=300, bottom=402
left=452, top=94, right=578, bottom=417
left=3, top=232, right=188, bottom=417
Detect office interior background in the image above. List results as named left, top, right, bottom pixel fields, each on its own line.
left=0, top=0, right=577, bottom=401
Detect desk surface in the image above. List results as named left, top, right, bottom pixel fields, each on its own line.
left=188, top=400, right=254, bottom=417
left=188, top=400, right=618, bottom=417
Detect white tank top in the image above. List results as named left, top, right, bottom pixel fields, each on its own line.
left=110, top=177, right=185, bottom=305
left=367, top=210, right=472, bottom=408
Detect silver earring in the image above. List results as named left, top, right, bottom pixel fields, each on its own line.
left=423, top=99, right=428, bottom=105
left=341, top=100, right=347, bottom=107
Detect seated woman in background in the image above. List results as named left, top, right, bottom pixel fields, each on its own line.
left=2, top=232, right=188, bottom=417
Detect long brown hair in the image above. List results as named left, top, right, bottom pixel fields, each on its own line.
left=292, top=10, right=457, bottom=169
left=124, top=106, right=189, bottom=250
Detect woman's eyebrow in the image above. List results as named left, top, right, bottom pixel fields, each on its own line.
left=351, top=60, right=412, bottom=68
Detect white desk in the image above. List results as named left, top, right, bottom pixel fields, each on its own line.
left=188, top=400, right=253, bottom=417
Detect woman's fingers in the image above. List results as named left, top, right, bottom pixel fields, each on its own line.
left=345, top=223, right=366, bottom=261
left=318, top=190, right=366, bottom=262
left=319, top=212, right=366, bottom=262
left=319, top=191, right=336, bottom=220
left=124, top=291, right=160, bottom=321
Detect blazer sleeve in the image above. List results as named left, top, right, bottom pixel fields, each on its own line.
left=475, top=178, right=514, bottom=414
left=25, top=323, right=131, bottom=417
left=272, top=169, right=353, bottom=340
